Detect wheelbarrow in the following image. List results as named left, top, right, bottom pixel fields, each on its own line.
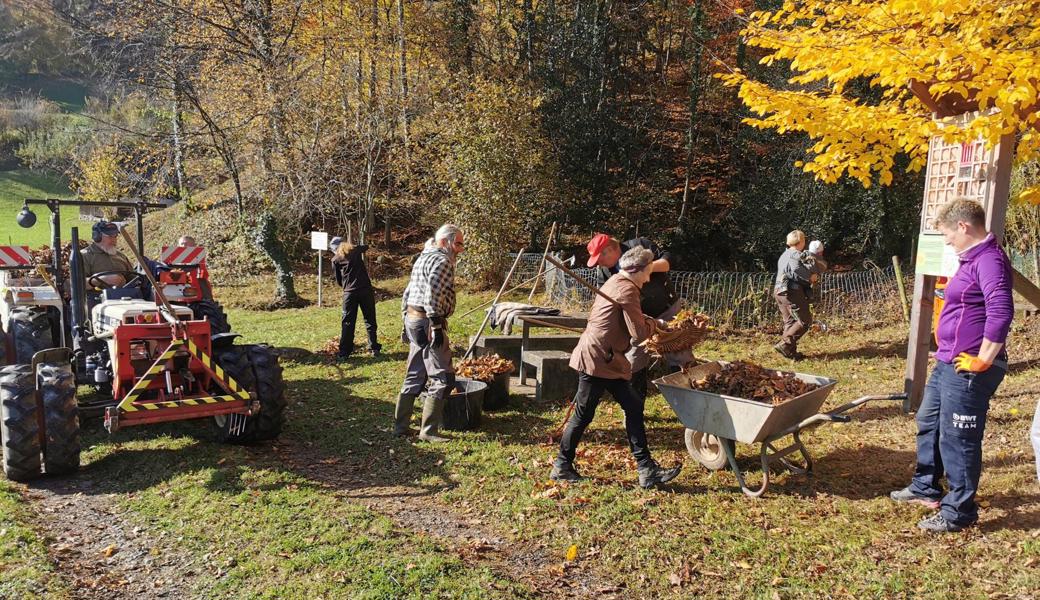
left=654, top=361, right=906, bottom=497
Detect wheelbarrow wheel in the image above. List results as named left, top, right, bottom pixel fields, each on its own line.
left=684, top=429, right=735, bottom=471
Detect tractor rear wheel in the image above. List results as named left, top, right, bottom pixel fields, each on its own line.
left=0, top=365, right=40, bottom=481
left=10, top=307, right=55, bottom=363
left=212, top=344, right=286, bottom=443
left=191, top=300, right=230, bottom=335
left=38, top=361, right=79, bottom=475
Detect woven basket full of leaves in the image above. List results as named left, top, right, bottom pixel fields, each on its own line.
left=644, top=309, right=712, bottom=356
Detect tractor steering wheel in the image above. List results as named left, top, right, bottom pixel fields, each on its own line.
left=87, top=270, right=145, bottom=292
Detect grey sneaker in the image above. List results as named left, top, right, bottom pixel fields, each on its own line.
left=918, top=512, right=967, bottom=533
left=550, top=462, right=584, bottom=483
left=889, top=487, right=941, bottom=510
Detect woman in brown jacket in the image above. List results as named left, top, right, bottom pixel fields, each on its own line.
left=551, top=247, right=683, bottom=489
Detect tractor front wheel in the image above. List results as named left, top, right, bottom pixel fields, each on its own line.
left=38, top=361, right=80, bottom=475
left=0, top=365, right=40, bottom=481
left=191, top=300, right=230, bottom=335
left=212, top=345, right=286, bottom=444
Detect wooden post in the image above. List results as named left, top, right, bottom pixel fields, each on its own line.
left=1012, top=268, right=1040, bottom=309
left=892, top=256, right=910, bottom=322
left=904, top=274, right=936, bottom=413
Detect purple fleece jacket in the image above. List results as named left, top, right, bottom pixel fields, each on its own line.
left=934, top=234, right=1014, bottom=363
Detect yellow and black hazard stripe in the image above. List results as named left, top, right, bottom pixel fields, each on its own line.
left=131, top=395, right=244, bottom=411
left=118, top=339, right=186, bottom=412
left=118, top=338, right=250, bottom=413
left=185, top=339, right=248, bottom=399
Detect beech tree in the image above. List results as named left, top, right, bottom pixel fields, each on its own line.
left=722, top=0, right=1040, bottom=203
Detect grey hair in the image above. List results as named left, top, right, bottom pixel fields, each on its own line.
left=619, top=246, right=654, bottom=273
left=435, top=224, right=462, bottom=245
left=936, top=197, right=985, bottom=229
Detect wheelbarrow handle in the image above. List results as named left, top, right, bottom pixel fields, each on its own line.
left=767, top=393, right=906, bottom=441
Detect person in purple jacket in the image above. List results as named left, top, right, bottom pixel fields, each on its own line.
left=889, top=198, right=1013, bottom=533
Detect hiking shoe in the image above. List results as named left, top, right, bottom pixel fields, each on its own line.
left=918, top=512, right=967, bottom=533
left=889, top=487, right=941, bottom=510
left=773, top=342, right=797, bottom=360
left=638, top=460, right=682, bottom=489
left=550, top=462, right=585, bottom=483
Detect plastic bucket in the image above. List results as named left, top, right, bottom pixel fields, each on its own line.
left=443, top=378, right=486, bottom=431
left=481, top=371, right=511, bottom=411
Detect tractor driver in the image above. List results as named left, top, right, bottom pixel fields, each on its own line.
left=81, top=220, right=135, bottom=289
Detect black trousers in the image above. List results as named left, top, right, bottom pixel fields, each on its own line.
left=339, top=288, right=380, bottom=356
left=557, top=372, right=652, bottom=469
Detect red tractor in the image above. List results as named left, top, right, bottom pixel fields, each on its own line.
left=0, top=199, right=286, bottom=481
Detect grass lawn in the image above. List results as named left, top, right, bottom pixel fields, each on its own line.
left=0, top=280, right=1037, bottom=598
left=0, top=168, right=92, bottom=248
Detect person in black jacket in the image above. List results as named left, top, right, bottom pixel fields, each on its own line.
left=587, top=233, right=681, bottom=400
left=331, top=236, right=381, bottom=359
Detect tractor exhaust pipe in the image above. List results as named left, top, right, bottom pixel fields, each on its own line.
left=68, top=226, right=87, bottom=348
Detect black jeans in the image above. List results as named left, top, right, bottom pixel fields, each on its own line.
left=557, top=372, right=653, bottom=469
left=339, top=288, right=380, bottom=356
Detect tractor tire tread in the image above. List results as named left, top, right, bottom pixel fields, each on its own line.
left=0, top=365, right=40, bottom=481
left=38, top=362, right=80, bottom=475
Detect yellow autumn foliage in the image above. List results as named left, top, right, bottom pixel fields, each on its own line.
left=721, top=0, right=1040, bottom=204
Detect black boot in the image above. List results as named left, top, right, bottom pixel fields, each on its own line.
left=638, top=460, right=682, bottom=489
left=550, top=459, right=584, bottom=483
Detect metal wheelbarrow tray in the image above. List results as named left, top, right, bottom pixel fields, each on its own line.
left=654, top=361, right=905, bottom=497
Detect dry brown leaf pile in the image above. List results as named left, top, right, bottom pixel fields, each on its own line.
left=9, top=241, right=89, bottom=284
left=644, top=309, right=711, bottom=355
left=686, top=360, right=818, bottom=405
left=457, top=354, right=514, bottom=381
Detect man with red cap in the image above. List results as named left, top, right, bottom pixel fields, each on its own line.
left=586, top=233, right=680, bottom=399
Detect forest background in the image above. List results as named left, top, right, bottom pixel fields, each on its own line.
left=0, top=0, right=1036, bottom=304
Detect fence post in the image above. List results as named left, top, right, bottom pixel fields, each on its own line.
left=892, top=256, right=910, bottom=322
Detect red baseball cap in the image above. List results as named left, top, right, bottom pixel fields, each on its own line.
left=586, top=233, right=613, bottom=267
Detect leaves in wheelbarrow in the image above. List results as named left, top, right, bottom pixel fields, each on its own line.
left=456, top=354, right=515, bottom=382
left=685, top=360, right=818, bottom=405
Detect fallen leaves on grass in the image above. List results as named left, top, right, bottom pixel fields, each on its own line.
left=686, top=361, right=819, bottom=405
left=316, top=337, right=340, bottom=357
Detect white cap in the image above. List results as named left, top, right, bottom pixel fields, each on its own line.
left=808, top=240, right=823, bottom=254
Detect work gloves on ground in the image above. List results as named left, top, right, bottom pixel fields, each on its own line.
left=954, top=352, right=991, bottom=373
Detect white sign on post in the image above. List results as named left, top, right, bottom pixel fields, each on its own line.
left=311, top=231, right=329, bottom=307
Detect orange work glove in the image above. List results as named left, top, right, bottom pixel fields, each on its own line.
left=954, top=352, right=991, bottom=373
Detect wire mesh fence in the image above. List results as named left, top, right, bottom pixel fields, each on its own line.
left=510, top=253, right=909, bottom=330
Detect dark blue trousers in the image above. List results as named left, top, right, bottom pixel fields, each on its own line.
left=909, top=360, right=1005, bottom=526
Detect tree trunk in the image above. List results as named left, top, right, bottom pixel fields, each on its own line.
left=397, top=0, right=409, bottom=144
left=171, top=74, right=187, bottom=205
left=255, top=211, right=299, bottom=305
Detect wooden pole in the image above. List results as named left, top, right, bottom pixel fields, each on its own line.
left=892, top=255, right=909, bottom=322
left=463, top=249, right=527, bottom=360
left=543, top=254, right=621, bottom=307
left=528, top=221, right=557, bottom=302
left=904, top=273, right=936, bottom=413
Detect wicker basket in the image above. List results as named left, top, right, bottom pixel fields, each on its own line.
left=645, top=312, right=711, bottom=355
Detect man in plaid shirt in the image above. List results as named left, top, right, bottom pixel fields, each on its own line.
left=395, top=224, right=465, bottom=442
